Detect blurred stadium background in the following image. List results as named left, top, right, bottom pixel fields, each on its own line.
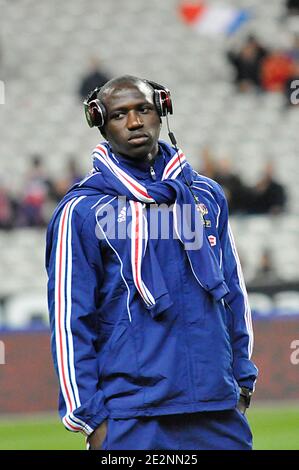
left=0, top=0, right=299, bottom=450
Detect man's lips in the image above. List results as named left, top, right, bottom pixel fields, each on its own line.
left=128, top=133, right=149, bottom=145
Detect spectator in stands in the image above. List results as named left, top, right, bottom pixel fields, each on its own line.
left=261, top=49, right=293, bottom=92
left=78, top=57, right=111, bottom=101
left=249, top=162, right=287, bottom=215
left=286, top=0, right=299, bottom=15
left=17, top=155, right=49, bottom=227
left=196, top=146, right=217, bottom=180
left=0, top=178, right=13, bottom=229
left=251, top=249, right=281, bottom=286
left=227, top=35, right=268, bottom=92
left=67, top=156, right=83, bottom=186
left=287, top=34, right=299, bottom=62
left=213, top=158, right=253, bottom=214
left=49, top=156, right=84, bottom=203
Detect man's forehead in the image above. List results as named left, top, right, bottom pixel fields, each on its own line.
left=103, top=82, right=153, bottom=108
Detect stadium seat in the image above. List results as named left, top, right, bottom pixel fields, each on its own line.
left=248, top=293, right=274, bottom=315
left=4, top=292, right=49, bottom=329
left=273, top=291, right=299, bottom=314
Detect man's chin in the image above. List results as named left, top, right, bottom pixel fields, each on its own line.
left=121, top=143, right=156, bottom=160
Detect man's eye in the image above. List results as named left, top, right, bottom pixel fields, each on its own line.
left=140, top=107, right=151, bottom=113
left=112, top=112, right=125, bottom=119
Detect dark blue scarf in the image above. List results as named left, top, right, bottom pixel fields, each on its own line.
left=88, top=142, right=228, bottom=316
left=50, top=141, right=228, bottom=318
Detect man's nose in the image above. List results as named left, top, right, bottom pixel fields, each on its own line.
left=127, top=110, right=143, bottom=130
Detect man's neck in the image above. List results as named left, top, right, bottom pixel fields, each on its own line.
left=119, top=153, right=159, bottom=168
left=115, top=144, right=160, bottom=166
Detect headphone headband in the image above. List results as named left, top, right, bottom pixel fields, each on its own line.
left=84, top=79, right=173, bottom=129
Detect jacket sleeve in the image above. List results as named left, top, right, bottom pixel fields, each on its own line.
left=217, top=186, right=258, bottom=391
left=46, top=196, right=109, bottom=435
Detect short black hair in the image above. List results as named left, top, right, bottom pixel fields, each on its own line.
left=97, top=75, right=152, bottom=101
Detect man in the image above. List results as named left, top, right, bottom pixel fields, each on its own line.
left=78, top=57, right=111, bottom=101
left=46, top=75, right=257, bottom=450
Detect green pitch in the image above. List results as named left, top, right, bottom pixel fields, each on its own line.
left=0, top=405, right=298, bottom=450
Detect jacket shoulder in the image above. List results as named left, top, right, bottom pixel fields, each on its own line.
left=47, top=193, right=106, bottom=248
left=192, top=171, right=226, bottom=204
left=46, top=193, right=102, bottom=266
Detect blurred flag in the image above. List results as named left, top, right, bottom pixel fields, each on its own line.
left=179, top=1, right=251, bottom=36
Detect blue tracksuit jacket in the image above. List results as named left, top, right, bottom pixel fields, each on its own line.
left=46, top=150, right=257, bottom=436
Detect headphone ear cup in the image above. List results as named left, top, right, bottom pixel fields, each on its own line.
left=164, top=91, right=173, bottom=115
left=153, top=89, right=173, bottom=117
left=84, top=99, right=106, bottom=128
left=153, top=90, right=163, bottom=117
left=84, top=101, right=95, bottom=127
